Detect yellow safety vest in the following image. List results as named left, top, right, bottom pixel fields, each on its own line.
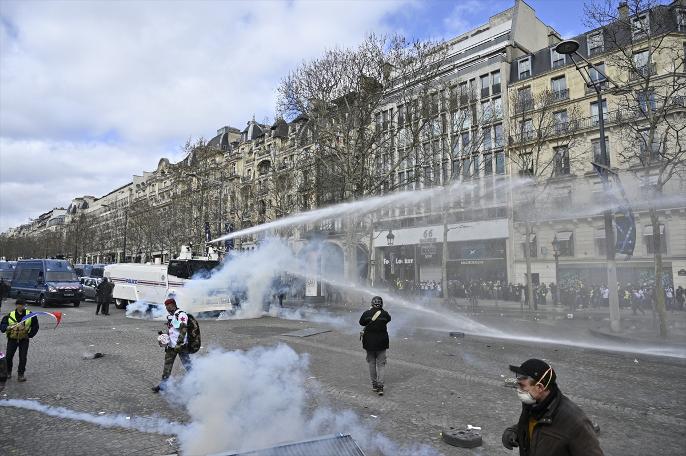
left=8, top=309, right=32, bottom=340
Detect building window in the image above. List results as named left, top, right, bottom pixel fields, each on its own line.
left=522, top=119, right=534, bottom=140
left=517, top=86, right=533, bottom=112
left=483, top=126, right=492, bottom=150
left=678, top=9, right=686, bottom=32
left=551, top=76, right=568, bottom=101
left=590, top=99, right=607, bottom=125
left=522, top=234, right=538, bottom=258
left=493, top=97, right=502, bottom=119
left=551, top=48, right=566, bottom=68
left=461, top=131, right=471, bottom=152
left=632, top=14, right=649, bottom=38
left=484, top=153, right=493, bottom=175
left=587, top=31, right=604, bottom=55
left=556, top=231, right=574, bottom=256
left=495, top=151, right=505, bottom=174
left=592, top=137, right=610, bottom=166
left=643, top=224, right=666, bottom=254
left=462, top=157, right=472, bottom=179
left=554, top=145, right=570, bottom=175
left=637, top=90, right=656, bottom=114
left=492, top=70, right=501, bottom=95
left=554, top=109, right=569, bottom=133
left=518, top=57, right=531, bottom=79
left=472, top=153, right=480, bottom=176
left=588, top=62, right=607, bottom=91
left=494, top=123, right=503, bottom=148
left=481, top=100, right=492, bottom=122
left=631, top=50, right=655, bottom=79
left=397, top=104, right=405, bottom=125
left=595, top=228, right=607, bottom=256
left=480, top=74, right=490, bottom=98
left=638, top=129, right=661, bottom=161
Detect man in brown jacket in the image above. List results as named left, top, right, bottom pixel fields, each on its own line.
left=502, top=358, right=603, bottom=456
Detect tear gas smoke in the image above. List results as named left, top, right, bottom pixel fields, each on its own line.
left=0, top=399, right=183, bottom=434
left=167, top=344, right=439, bottom=456
left=1, top=346, right=439, bottom=455
left=125, top=300, right=168, bottom=320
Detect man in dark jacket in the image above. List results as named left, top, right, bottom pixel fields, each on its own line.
left=0, top=278, right=10, bottom=310
left=95, top=277, right=114, bottom=315
left=359, top=296, right=391, bottom=396
left=0, top=299, right=40, bottom=382
left=502, top=358, right=603, bottom=456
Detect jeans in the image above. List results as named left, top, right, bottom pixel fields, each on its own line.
left=366, top=349, right=387, bottom=387
left=6, top=338, right=29, bottom=376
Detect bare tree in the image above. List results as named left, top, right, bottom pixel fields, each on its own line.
left=584, top=0, right=686, bottom=336
left=508, top=86, right=584, bottom=309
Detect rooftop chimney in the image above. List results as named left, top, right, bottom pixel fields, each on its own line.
left=618, top=2, right=629, bottom=19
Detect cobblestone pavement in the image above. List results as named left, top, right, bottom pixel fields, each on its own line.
left=1, top=298, right=685, bottom=456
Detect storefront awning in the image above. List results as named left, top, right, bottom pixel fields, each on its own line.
left=594, top=228, right=606, bottom=239
left=556, top=231, right=573, bottom=241
left=642, top=224, right=665, bottom=236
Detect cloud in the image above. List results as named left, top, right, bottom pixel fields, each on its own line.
left=0, top=0, right=414, bottom=231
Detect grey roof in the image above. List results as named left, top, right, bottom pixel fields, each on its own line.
left=212, top=433, right=366, bottom=456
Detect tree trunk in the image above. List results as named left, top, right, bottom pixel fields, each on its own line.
left=442, top=202, right=449, bottom=299
left=650, top=208, right=668, bottom=337
left=523, top=221, right=534, bottom=311
left=367, top=214, right=374, bottom=286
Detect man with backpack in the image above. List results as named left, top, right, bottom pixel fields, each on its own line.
left=152, top=297, right=200, bottom=393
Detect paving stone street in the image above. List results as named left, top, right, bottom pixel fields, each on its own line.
left=1, top=297, right=685, bottom=456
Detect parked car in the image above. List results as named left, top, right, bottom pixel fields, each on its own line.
left=9, top=259, right=83, bottom=307
left=75, top=263, right=106, bottom=280
left=80, top=277, right=98, bottom=301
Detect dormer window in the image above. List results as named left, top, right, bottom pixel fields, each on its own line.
left=551, top=49, right=565, bottom=68
left=632, top=14, right=649, bottom=38
left=587, top=31, right=604, bottom=56
left=518, top=57, right=531, bottom=79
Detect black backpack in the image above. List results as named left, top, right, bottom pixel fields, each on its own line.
left=186, top=313, right=202, bottom=353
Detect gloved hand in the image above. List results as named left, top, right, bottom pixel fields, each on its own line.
left=502, top=428, right=519, bottom=450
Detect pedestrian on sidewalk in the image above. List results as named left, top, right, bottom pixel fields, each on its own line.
left=359, top=296, right=391, bottom=396
left=502, top=358, right=603, bottom=456
left=152, top=298, right=193, bottom=393
left=0, top=299, right=40, bottom=382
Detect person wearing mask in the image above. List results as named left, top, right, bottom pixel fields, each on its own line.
left=502, top=358, right=603, bottom=455
left=152, top=298, right=192, bottom=392
left=0, top=299, right=40, bottom=382
left=359, top=296, right=391, bottom=396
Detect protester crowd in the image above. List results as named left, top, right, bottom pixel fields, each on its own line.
left=382, top=276, right=685, bottom=314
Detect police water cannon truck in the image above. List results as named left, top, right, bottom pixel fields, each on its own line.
left=104, top=246, right=232, bottom=311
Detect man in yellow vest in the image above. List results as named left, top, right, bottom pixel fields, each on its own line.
left=0, top=299, right=40, bottom=382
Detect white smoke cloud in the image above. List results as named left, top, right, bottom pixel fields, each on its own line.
left=125, top=300, right=168, bottom=320
left=0, top=398, right=182, bottom=435
left=166, top=344, right=440, bottom=456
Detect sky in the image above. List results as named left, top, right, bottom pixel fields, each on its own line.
left=0, top=0, right=589, bottom=232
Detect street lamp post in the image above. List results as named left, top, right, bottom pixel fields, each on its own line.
left=551, top=235, right=562, bottom=309
left=555, top=39, right=623, bottom=332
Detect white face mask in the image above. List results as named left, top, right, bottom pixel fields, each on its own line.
left=516, top=389, right=537, bottom=404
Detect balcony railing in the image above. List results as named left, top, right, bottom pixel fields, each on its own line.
left=550, top=88, right=569, bottom=102
left=629, top=63, right=657, bottom=80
